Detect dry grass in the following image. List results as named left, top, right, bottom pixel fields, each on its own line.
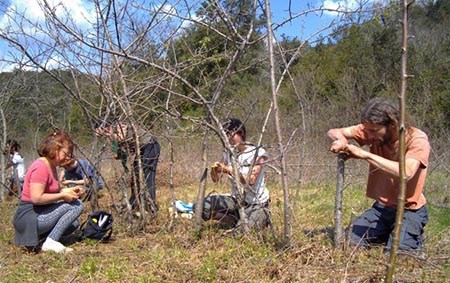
left=1, top=139, right=449, bottom=282
left=0, top=176, right=449, bottom=283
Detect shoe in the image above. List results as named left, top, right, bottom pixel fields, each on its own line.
left=175, top=200, right=193, bottom=213
left=41, top=237, right=73, bottom=253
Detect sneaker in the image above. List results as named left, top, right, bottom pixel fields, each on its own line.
left=175, top=200, right=193, bottom=213
left=41, top=237, right=73, bottom=253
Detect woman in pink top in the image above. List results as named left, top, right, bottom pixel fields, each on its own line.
left=328, top=98, right=430, bottom=252
left=13, top=131, right=85, bottom=253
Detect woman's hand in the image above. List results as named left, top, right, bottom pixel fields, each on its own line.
left=72, top=187, right=86, bottom=197
left=61, top=187, right=85, bottom=202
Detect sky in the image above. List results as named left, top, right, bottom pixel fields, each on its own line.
left=270, top=1, right=356, bottom=39
left=0, top=0, right=377, bottom=72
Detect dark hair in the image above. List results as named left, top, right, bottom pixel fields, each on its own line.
left=361, top=98, right=400, bottom=127
left=7, top=139, right=21, bottom=153
left=223, top=118, right=246, bottom=141
left=38, top=131, right=74, bottom=159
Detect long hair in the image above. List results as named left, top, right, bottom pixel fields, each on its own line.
left=361, top=98, right=415, bottom=141
left=360, top=98, right=400, bottom=126
left=38, top=131, right=74, bottom=159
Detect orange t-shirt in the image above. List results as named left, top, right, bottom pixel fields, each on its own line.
left=351, top=125, right=430, bottom=210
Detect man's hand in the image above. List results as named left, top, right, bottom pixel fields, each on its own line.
left=211, top=162, right=232, bottom=182
left=330, top=139, right=348, bottom=154
left=345, top=144, right=368, bottom=159
left=211, top=162, right=221, bottom=183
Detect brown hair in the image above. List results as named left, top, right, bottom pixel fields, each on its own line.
left=361, top=97, right=414, bottom=133
left=360, top=97, right=399, bottom=126
left=38, top=131, right=74, bottom=159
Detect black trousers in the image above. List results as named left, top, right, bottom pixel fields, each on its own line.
left=129, top=141, right=160, bottom=207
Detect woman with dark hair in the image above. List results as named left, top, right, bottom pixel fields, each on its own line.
left=13, top=131, right=85, bottom=253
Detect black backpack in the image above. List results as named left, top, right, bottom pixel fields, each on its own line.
left=81, top=211, right=113, bottom=241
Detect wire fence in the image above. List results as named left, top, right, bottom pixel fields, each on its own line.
left=1, top=134, right=448, bottom=210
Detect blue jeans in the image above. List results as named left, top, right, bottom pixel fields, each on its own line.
left=350, top=202, right=428, bottom=251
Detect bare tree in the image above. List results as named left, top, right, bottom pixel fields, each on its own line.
left=263, top=0, right=293, bottom=247
left=0, top=0, right=379, bottom=240
left=29, top=0, right=271, bottom=230
left=385, top=0, right=412, bottom=281
left=0, top=107, right=6, bottom=201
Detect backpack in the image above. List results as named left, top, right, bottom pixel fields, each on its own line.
left=81, top=211, right=113, bottom=241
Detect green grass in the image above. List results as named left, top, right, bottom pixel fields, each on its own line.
left=426, top=205, right=450, bottom=244
left=0, top=181, right=448, bottom=283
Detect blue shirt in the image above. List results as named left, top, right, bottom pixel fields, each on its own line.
left=64, top=160, right=103, bottom=189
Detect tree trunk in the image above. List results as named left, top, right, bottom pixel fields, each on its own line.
left=194, top=127, right=210, bottom=232
left=385, top=0, right=411, bottom=281
left=334, top=152, right=346, bottom=248
left=265, top=0, right=292, bottom=247
left=0, top=108, right=6, bottom=202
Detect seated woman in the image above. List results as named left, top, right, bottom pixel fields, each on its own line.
left=13, top=131, right=85, bottom=253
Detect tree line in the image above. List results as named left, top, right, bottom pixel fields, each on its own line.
left=0, top=0, right=447, bottom=151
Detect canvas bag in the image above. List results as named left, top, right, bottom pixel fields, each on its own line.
left=81, top=211, right=113, bottom=241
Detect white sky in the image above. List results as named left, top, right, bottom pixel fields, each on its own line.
left=1, top=0, right=96, bottom=26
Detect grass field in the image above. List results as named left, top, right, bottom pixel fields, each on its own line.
left=0, top=174, right=449, bottom=282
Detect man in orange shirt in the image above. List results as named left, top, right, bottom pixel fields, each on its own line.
left=328, top=97, right=430, bottom=251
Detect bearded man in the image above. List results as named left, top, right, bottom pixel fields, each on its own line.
left=328, top=97, right=430, bottom=252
